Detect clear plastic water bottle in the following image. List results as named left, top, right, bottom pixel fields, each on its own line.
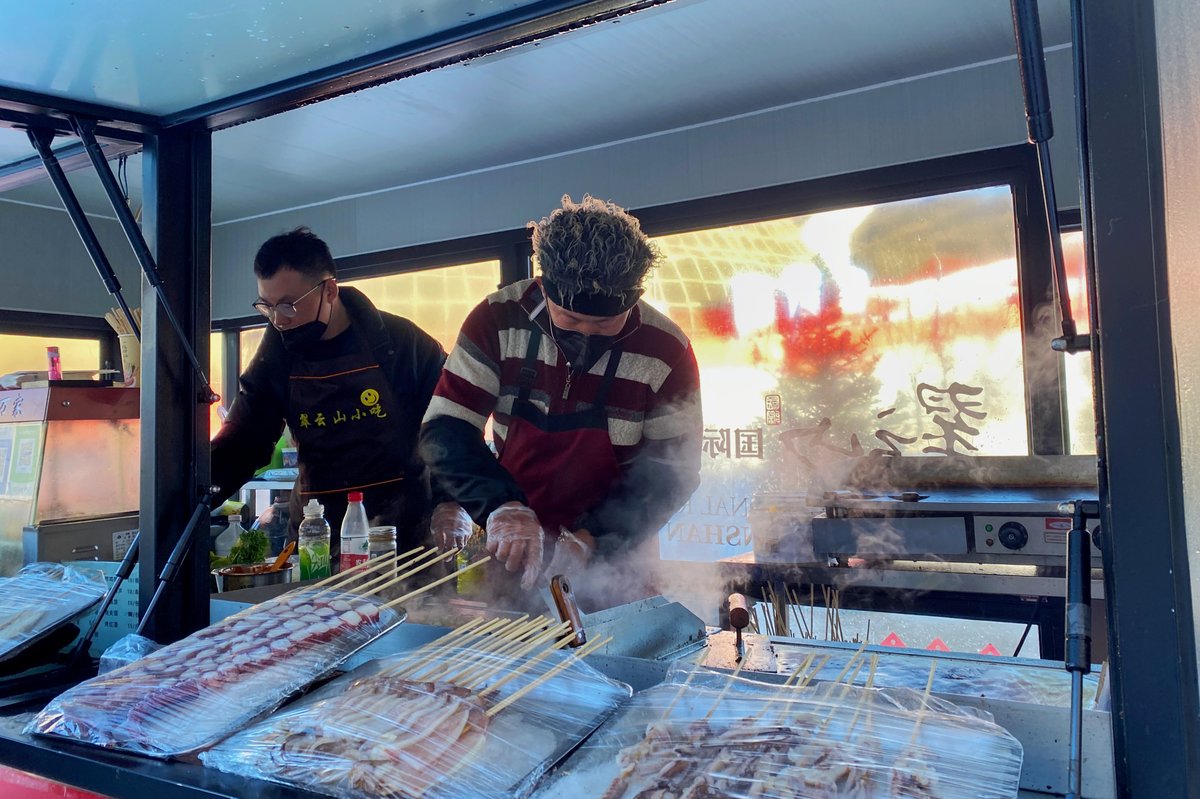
left=298, top=499, right=331, bottom=580
left=214, top=514, right=242, bottom=558
left=339, top=492, right=371, bottom=571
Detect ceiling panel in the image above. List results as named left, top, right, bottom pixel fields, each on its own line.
left=0, top=0, right=571, bottom=115
left=0, top=0, right=1071, bottom=223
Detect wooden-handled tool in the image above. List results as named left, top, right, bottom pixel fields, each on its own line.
left=270, top=540, right=296, bottom=572
left=550, top=575, right=587, bottom=648
left=728, top=592, right=752, bottom=662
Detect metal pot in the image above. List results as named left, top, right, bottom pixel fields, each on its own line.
left=212, top=563, right=294, bottom=593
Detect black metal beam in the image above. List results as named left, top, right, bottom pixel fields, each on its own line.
left=1082, top=0, right=1200, bottom=795
left=0, top=139, right=142, bottom=194
left=166, top=0, right=673, bottom=131
left=25, top=128, right=141, bottom=339
left=0, top=85, right=156, bottom=137
left=137, top=123, right=213, bottom=642
left=72, top=116, right=218, bottom=403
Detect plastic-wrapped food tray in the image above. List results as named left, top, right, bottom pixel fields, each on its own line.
left=28, top=587, right=405, bottom=758
left=201, top=642, right=632, bottom=799
left=539, top=663, right=1023, bottom=799
left=0, top=563, right=107, bottom=664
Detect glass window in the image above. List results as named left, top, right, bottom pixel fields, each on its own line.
left=0, top=334, right=100, bottom=380
left=1062, top=230, right=1097, bottom=455
left=344, top=260, right=501, bottom=350
left=209, top=332, right=224, bottom=437
left=239, top=326, right=267, bottom=369
left=647, top=186, right=1026, bottom=562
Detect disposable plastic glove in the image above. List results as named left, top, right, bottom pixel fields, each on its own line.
left=544, top=527, right=595, bottom=580
left=431, top=501, right=474, bottom=551
left=485, top=502, right=545, bottom=590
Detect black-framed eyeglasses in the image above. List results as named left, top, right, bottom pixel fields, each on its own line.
left=252, top=279, right=329, bottom=320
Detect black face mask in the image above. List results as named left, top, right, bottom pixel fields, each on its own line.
left=279, top=292, right=328, bottom=354
left=552, top=324, right=615, bottom=372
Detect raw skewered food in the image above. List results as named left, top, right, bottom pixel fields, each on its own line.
left=0, top=563, right=106, bottom=662
left=203, top=615, right=631, bottom=799
left=249, top=677, right=487, bottom=799
left=29, top=587, right=401, bottom=757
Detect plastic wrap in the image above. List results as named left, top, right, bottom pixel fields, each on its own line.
left=541, top=663, right=1023, bottom=799
left=770, top=644, right=1101, bottom=709
left=28, top=587, right=405, bottom=758
left=201, top=641, right=632, bottom=798
left=97, top=633, right=163, bottom=675
left=0, top=563, right=107, bottom=663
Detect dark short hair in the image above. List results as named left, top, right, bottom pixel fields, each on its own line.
left=530, top=195, right=660, bottom=303
left=253, top=227, right=337, bottom=280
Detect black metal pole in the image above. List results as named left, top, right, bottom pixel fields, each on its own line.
left=70, top=117, right=218, bottom=405
left=1009, top=0, right=1088, bottom=354
left=1063, top=499, right=1097, bottom=799
left=67, top=536, right=139, bottom=668
left=25, top=128, right=141, bottom=340
left=136, top=488, right=217, bottom=637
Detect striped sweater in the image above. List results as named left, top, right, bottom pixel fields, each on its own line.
left=419, top=279, right=702, bottom=551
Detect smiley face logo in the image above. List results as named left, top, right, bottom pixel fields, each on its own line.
left=360, top=388, right=380, bottom=407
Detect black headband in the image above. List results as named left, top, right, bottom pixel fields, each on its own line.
left=542, top=280, right=643, bottom=316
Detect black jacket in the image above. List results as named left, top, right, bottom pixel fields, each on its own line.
left=211, top=287, right=446, bottom=506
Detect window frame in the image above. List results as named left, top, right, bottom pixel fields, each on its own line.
left=0, top=309, right=118, bottom=374
left=210, top=144, right=1074, bottom=455
left=628, top=144, right=1063, bottom=455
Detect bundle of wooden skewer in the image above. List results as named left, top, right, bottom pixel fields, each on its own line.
left=104, top=306, right=141, bottom=336
left=671, top=642, right=941, bottom=750
left=379, top=613, right=612, bottom=718
left=747, top=582, right=863, bottom=643
left=307, top=544, right=492, bottom=611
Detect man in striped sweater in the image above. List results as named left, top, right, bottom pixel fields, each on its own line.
left=419, top=195, right=702, bottom=593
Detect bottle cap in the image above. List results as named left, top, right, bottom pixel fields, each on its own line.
left=348, top=491, right=364, bottom=503
left=303, top=498, right=324, bottom=517
left=228, top=514, right=241, bottom=523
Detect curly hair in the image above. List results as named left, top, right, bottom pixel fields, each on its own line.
left=530, top=195, right=661, bottom=301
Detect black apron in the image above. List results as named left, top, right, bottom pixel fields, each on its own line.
left=286, top=333, right=418, bottom=556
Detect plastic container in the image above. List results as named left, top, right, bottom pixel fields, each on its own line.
left=338, top=492, right=370, bottom=571
left=214, top=514, right=242, bottom=558
left=298, top=499, right=331, bottom=580
left=46, top=346, right=63, bottom=381
left=260, top=496, right=291, bottom=557
left=367, top=526, right=396, bottom=560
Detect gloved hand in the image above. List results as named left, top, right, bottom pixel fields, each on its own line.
left=544, top=527, right=595, bottom=580
left=485, top=502, right=545, bottom=590
left=431, top=502, right=474, bottom=551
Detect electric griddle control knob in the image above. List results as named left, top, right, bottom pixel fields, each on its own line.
left=997, top=521, right=1029, bottom=550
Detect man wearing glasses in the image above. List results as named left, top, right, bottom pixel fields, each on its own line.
left=211, top=227, right=446, bottom=555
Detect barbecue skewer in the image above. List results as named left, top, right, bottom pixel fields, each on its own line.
left=478, top=624, right=577, bottom=697
left=423, top=617, right=548, bottom=683
left=460, top=621, right=574, bottom=689
left=383, top=556, right=491, bottom=610
left=309, top=551, right=401, bottom=592
left=484, top=635, right=613, bottom=718
left=703, top=657, right=747, bottom=722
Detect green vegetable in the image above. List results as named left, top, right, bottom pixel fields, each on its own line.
left=210, top=527, right=270, bottom=570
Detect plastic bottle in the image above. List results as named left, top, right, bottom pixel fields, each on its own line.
left=46, top=346, right=62, bottom=381
left=214, top=514, right=242, bottom=558
left=339, top=492, right=371, bottom=571
left=298, top=499, right=332, bottom=580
